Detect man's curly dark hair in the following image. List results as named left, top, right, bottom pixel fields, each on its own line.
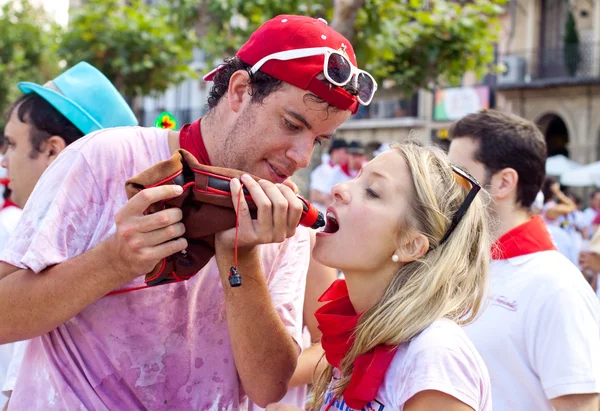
left=207, top=57, right=285, bottom=110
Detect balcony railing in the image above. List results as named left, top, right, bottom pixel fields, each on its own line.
left=350, top=94, right=419, bottom=121
left=497, top=42, right=600, bottom=86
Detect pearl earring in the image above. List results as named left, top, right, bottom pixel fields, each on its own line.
left=392, top=254, right=399, bottom=263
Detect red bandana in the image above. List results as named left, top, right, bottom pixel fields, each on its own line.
left=491, top=215, right=556, bottom=260
left=1, top=199, right=18, bottom=210
left=340, top=163, right=356, bottom=178
left=179, top=118, right=211, bottom=166
left=315, top=279, right=398, bottom=409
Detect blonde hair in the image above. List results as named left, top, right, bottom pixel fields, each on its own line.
left=311, top=141, right=491, bottom=408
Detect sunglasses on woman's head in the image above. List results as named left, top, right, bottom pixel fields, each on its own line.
left=250, top=47, right=378, bottom=106
left=439, top=166, right=482, bottom=245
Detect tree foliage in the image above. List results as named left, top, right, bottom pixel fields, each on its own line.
left=58, top=0, right=197, bottom=98
left=563, top=8, right=581, bottom=77
left=0, top=0, right=61, bottom=122
left=195, top=0, right=506, bottom=96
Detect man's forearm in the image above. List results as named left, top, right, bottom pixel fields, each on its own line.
left=551, top=393, right=599, bottom=411
left=0, top=241, right=131, bottom=344
left=217, top=248, right=299, bottom=407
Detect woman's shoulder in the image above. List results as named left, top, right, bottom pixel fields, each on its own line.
left=404, top=318, right=487, bottom=373
left=382, top=318, right=491, bottom=410
left=409, top=318, right=473, bottom=351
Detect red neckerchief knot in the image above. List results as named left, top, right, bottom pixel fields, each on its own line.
left=315, top=279, right=397, bottom=409
left=492, top=215, right=556, bottom=260
left=178, top=118, right=211, bottom=166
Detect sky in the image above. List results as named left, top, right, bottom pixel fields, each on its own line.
left=40, top=0, right=70, bottom=26
left=0, top=0, right=70, bottom=26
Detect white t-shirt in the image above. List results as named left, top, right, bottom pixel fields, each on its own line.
left=321, top=319, right=492, bottom=411
left=0, top=206, right=22, bottom=252
left=464, top=250, right=600, bottom=411
left=0, top=205, right=22, bottom=408
left=310, top=163, right=338, bottom=214
left=310, top=163, right=337, bottom=194
left=1, top=340, right=26, bottom=397
left=328, top=167, right=359, bottom=189
left=582, top=207, right=598, bottom=232
left=0, top=343, right=13, bottom=410
left=545, top=224, right=578, bottom=265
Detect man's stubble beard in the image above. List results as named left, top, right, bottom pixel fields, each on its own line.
left=219, top=105, right=257, bottom=173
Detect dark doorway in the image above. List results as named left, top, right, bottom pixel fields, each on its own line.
left=537, top=113, right=569, bottom=157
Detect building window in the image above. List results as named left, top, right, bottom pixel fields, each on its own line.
left=352, top=94, right=419, bottom=120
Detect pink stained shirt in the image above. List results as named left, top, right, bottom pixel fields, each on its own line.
left=1, top=126, right=309, bottom=410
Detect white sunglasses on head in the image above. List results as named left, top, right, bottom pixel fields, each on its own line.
left=250, top=47, right=378, bottom=106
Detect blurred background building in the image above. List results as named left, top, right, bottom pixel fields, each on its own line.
left=495, top=0, right=600, bottom=165
left=64, top=0, right=600, bottom=177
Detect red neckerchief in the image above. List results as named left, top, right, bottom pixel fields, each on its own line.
left=179, top=118, right=211, bottom=166
left=316, top=279, right=398, bottom=409
left=491, top=215, right=556, bottom=260
left=340, top=163, right=356, bottom=178
left=1, top=199, right=18, bottom=210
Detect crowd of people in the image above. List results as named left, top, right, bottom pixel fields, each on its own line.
left=0, top=13, right=599, bottom=411
left=536, top=176, right=600, bottom=297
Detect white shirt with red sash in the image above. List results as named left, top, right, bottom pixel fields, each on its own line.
left=464, top=215, right=600, bottom=411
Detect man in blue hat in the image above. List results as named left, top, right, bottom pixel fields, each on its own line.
left=0, top=61, right=137, bottom=409
left=0, top=61, right=138, bottom=208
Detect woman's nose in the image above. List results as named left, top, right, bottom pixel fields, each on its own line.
left=331, top=182, right=350, bottom=204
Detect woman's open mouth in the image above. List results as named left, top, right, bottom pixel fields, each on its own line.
left=323, top=211, right=339, bottom=234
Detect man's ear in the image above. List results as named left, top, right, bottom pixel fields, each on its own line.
left=44, top=136, right=67, bottom=164
left=395, top=232, right=429, bottom=263
left=227, top=70, right=252, bottom=113
left=489, top=168, right=518, bottom=202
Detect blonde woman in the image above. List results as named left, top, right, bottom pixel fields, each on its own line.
left=267, top=142, right=491, bottom=410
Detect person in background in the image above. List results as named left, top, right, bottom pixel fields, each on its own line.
left=0, top=61, right=138, bottom=410
left=582, top=190, right=600, bottom=238
left=570, top=193, right=587, bottom=233
left=541, top=177, right=578, bottom=226
left=448, top=109, right=600, bottom=411
left=309, top=139, right=348, bottom=214
left=328, top=140, right=366, bottom=186
left=568, top=193, right=586, bottom=261
left=532, top=190, right=574, bottom=262
left=540, top=178, right=581, bottom=264
left=364, top=140, right=382, bottom=160
left=579, top=228, right=600, bottom=297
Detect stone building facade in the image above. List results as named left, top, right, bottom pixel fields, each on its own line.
left=331, top=0, right=600, bottom=167
left=495, top=0, right=600, bottom=164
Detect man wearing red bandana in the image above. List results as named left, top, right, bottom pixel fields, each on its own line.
left=0, top=16, right=375, bottom=409
left=448, top=110, right=600, bottom=411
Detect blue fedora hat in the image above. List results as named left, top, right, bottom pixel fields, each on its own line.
left=18, top=62, right=138, bottom=135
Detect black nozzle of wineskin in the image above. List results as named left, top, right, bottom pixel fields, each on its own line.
left=311, top=211, right=325, bottom=230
